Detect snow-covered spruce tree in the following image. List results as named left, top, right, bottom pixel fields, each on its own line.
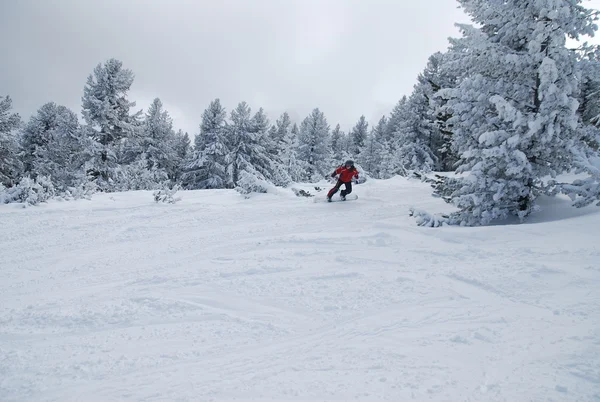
left=21, top=102, right=86, bottom=190
left=269, top=112, right=291, bottom=157
left=21, top=102, right=59, bottom=175
left=183, top=98, right=229, bottom=189
left=330, top=123, right=348, bottom=165
left=385, top=97, right=407, bottom=154
left=349, top=115, right=368, bottom=158
left=254, top=108, right=292, bottom=186
left=558, top=47, right=600, bottom=206
left=174, top=130, right=191, bottom=160
left=227, top=102, right=274, bottom=192
left=378, top=140, right=396, bottom=179
left=577, top=48, right=600, bottom=148
left=392, top=90, right=438, bottom=174
left=431, top=0, right=599, bottom=226
left=297, top=108, right=331, bottom=182
left=0, top=96, right=23, bottom=187
left=360, top=116, right=387, bottom=178
left=118, top=98, right=176, bottom=190
left=141, top=98, right=179, bottom=181
left=359, top=124, right=383, bottom=178
left=287, top=123, right=305, bottom=182
left=413, top=52, right=459, bottom=171
left=426, top=51, right=462, bottom=172
left=81, top=58, right=142, bottom=191
left=267, top=112, right=293, bottom=186
left=172, top=129, right=190, bottom=181
left=251, top=107, right=282, bottom=183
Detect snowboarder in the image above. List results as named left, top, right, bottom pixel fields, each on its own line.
left=327, top=160, right=359, bottom=201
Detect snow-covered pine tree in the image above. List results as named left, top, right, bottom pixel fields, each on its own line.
left=378, top=140, right=396, bottom=179
left=268, top=112, right=294, bottom=186
left=251, top=107, right=283, bottom=184
left=267, top=125, right=279, bottom=155
left=330, top=123, right=347, bottom=164
left=139, top=98, right=178, bottom=183
left=172, top=129, right=190, bottom=182
left=392, top=89, right=438, bottom=174
left=422, top=51, right=460, bottom=171
left=227, top=102, right=274, bottom=191
left=577, top=47, right=600, bottom=149
left=0, top=96, right=22, bottom=187
left=81, top=58, right=142, bottom=191
left=268, top=112, right=290, bottom=157
left=286, top=122, right=304, bottom=182
left=21, top=102, right=85, bottom=190
left=183, top=99, right=229, bottom=189
left=411, top=52, right=459, bottom=171
left=559, top=47, right=600, bottom=206
left=436, top=0, right=599, bottom=226
left=373, top=116, right=388, bottom=145
left=385, top=97, right=407, bottom=153
left=350, top=115, right=368, bottom=158
left=21, top=102, right=59, bottom=175
left=174, top=130, right=191, bottom=160
left=297, top=108, right=331, bottom=182
left=360, top=116, right=387, bottom=178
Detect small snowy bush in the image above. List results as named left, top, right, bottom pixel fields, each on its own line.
left=153, top=184, right=181, bottom=204
left=235, top=170, right=273, bottom=197
left=64, top=181, right=98, bottom=201
left=0, top=175, right=56, bottom=206
left=409, top=208, right=449, bottom=227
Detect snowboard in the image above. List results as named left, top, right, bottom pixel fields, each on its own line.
left=314, top=194, right=358, bottom=203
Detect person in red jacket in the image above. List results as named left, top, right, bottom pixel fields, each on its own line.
left=327, top=160, right=359, bottom=201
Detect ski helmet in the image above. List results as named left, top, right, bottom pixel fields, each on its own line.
left=344, top=160, right=354, bottom=168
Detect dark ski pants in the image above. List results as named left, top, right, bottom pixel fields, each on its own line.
left=327, top=180, right=352, bottom=198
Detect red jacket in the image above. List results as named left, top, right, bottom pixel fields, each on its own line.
left=334, top=166, right=359, bottom=182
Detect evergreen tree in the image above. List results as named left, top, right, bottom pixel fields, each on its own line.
left=270, top=112, right=292, bottom=157
left=577, top=49, right=600, bottom=149
left=350, top=115, right=368, bottom=157
left=269, top=112, right=294, bottom=186
left=360, top=116, right=387, bottom=178
left=81, top=58, right=141, bottom=191
left=250, top=107, right=282, bottom=184
left=141, top=98, right=178, bottom=180
left=297, top=108, right=331, bottom=182
left=392, top=91, right=438, bottom=173
left=385, top=97, right=407, bottom=153
left=287, top=123, right=304, bottom=182
left=227, top=102, right=273, bottom=188
left=409, top=52, right=459, bottom=171
left=21, top=102, right=85, bottom=189
left=174, top=130, right=190, bottom=161
left=379, top=140, right=396, bottom=179
left=436, top=0, right=599, bottom=225
left=0, top=96, right=22, bottom=187
left=330, top=123, right=346, bottom=164
left=172, top=130, right=190, bottom=182
left=184, top=99, right=229, bottom=189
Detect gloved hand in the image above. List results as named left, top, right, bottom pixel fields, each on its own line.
left=330, top=173, right=336, bottom=178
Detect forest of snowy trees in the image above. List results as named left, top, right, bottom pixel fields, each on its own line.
left=2, top=0, right=600, bottom=225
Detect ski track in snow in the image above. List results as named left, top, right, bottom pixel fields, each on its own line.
left=1, top=177, right=599, bottom=401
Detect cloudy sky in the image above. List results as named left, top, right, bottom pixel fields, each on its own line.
left=1, top=0, right=600, bottom=135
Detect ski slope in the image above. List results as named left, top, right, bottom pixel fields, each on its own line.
left=1, top=177, right=599, bottom=401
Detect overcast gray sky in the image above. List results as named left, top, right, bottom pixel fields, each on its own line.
left=1, top=0, right=600, bottom=135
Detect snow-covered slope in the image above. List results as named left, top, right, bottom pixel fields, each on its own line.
left=1, top=177, right=599, bottom=401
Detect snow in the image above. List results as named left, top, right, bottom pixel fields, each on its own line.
left=1, top=177, right=599, bottom=401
